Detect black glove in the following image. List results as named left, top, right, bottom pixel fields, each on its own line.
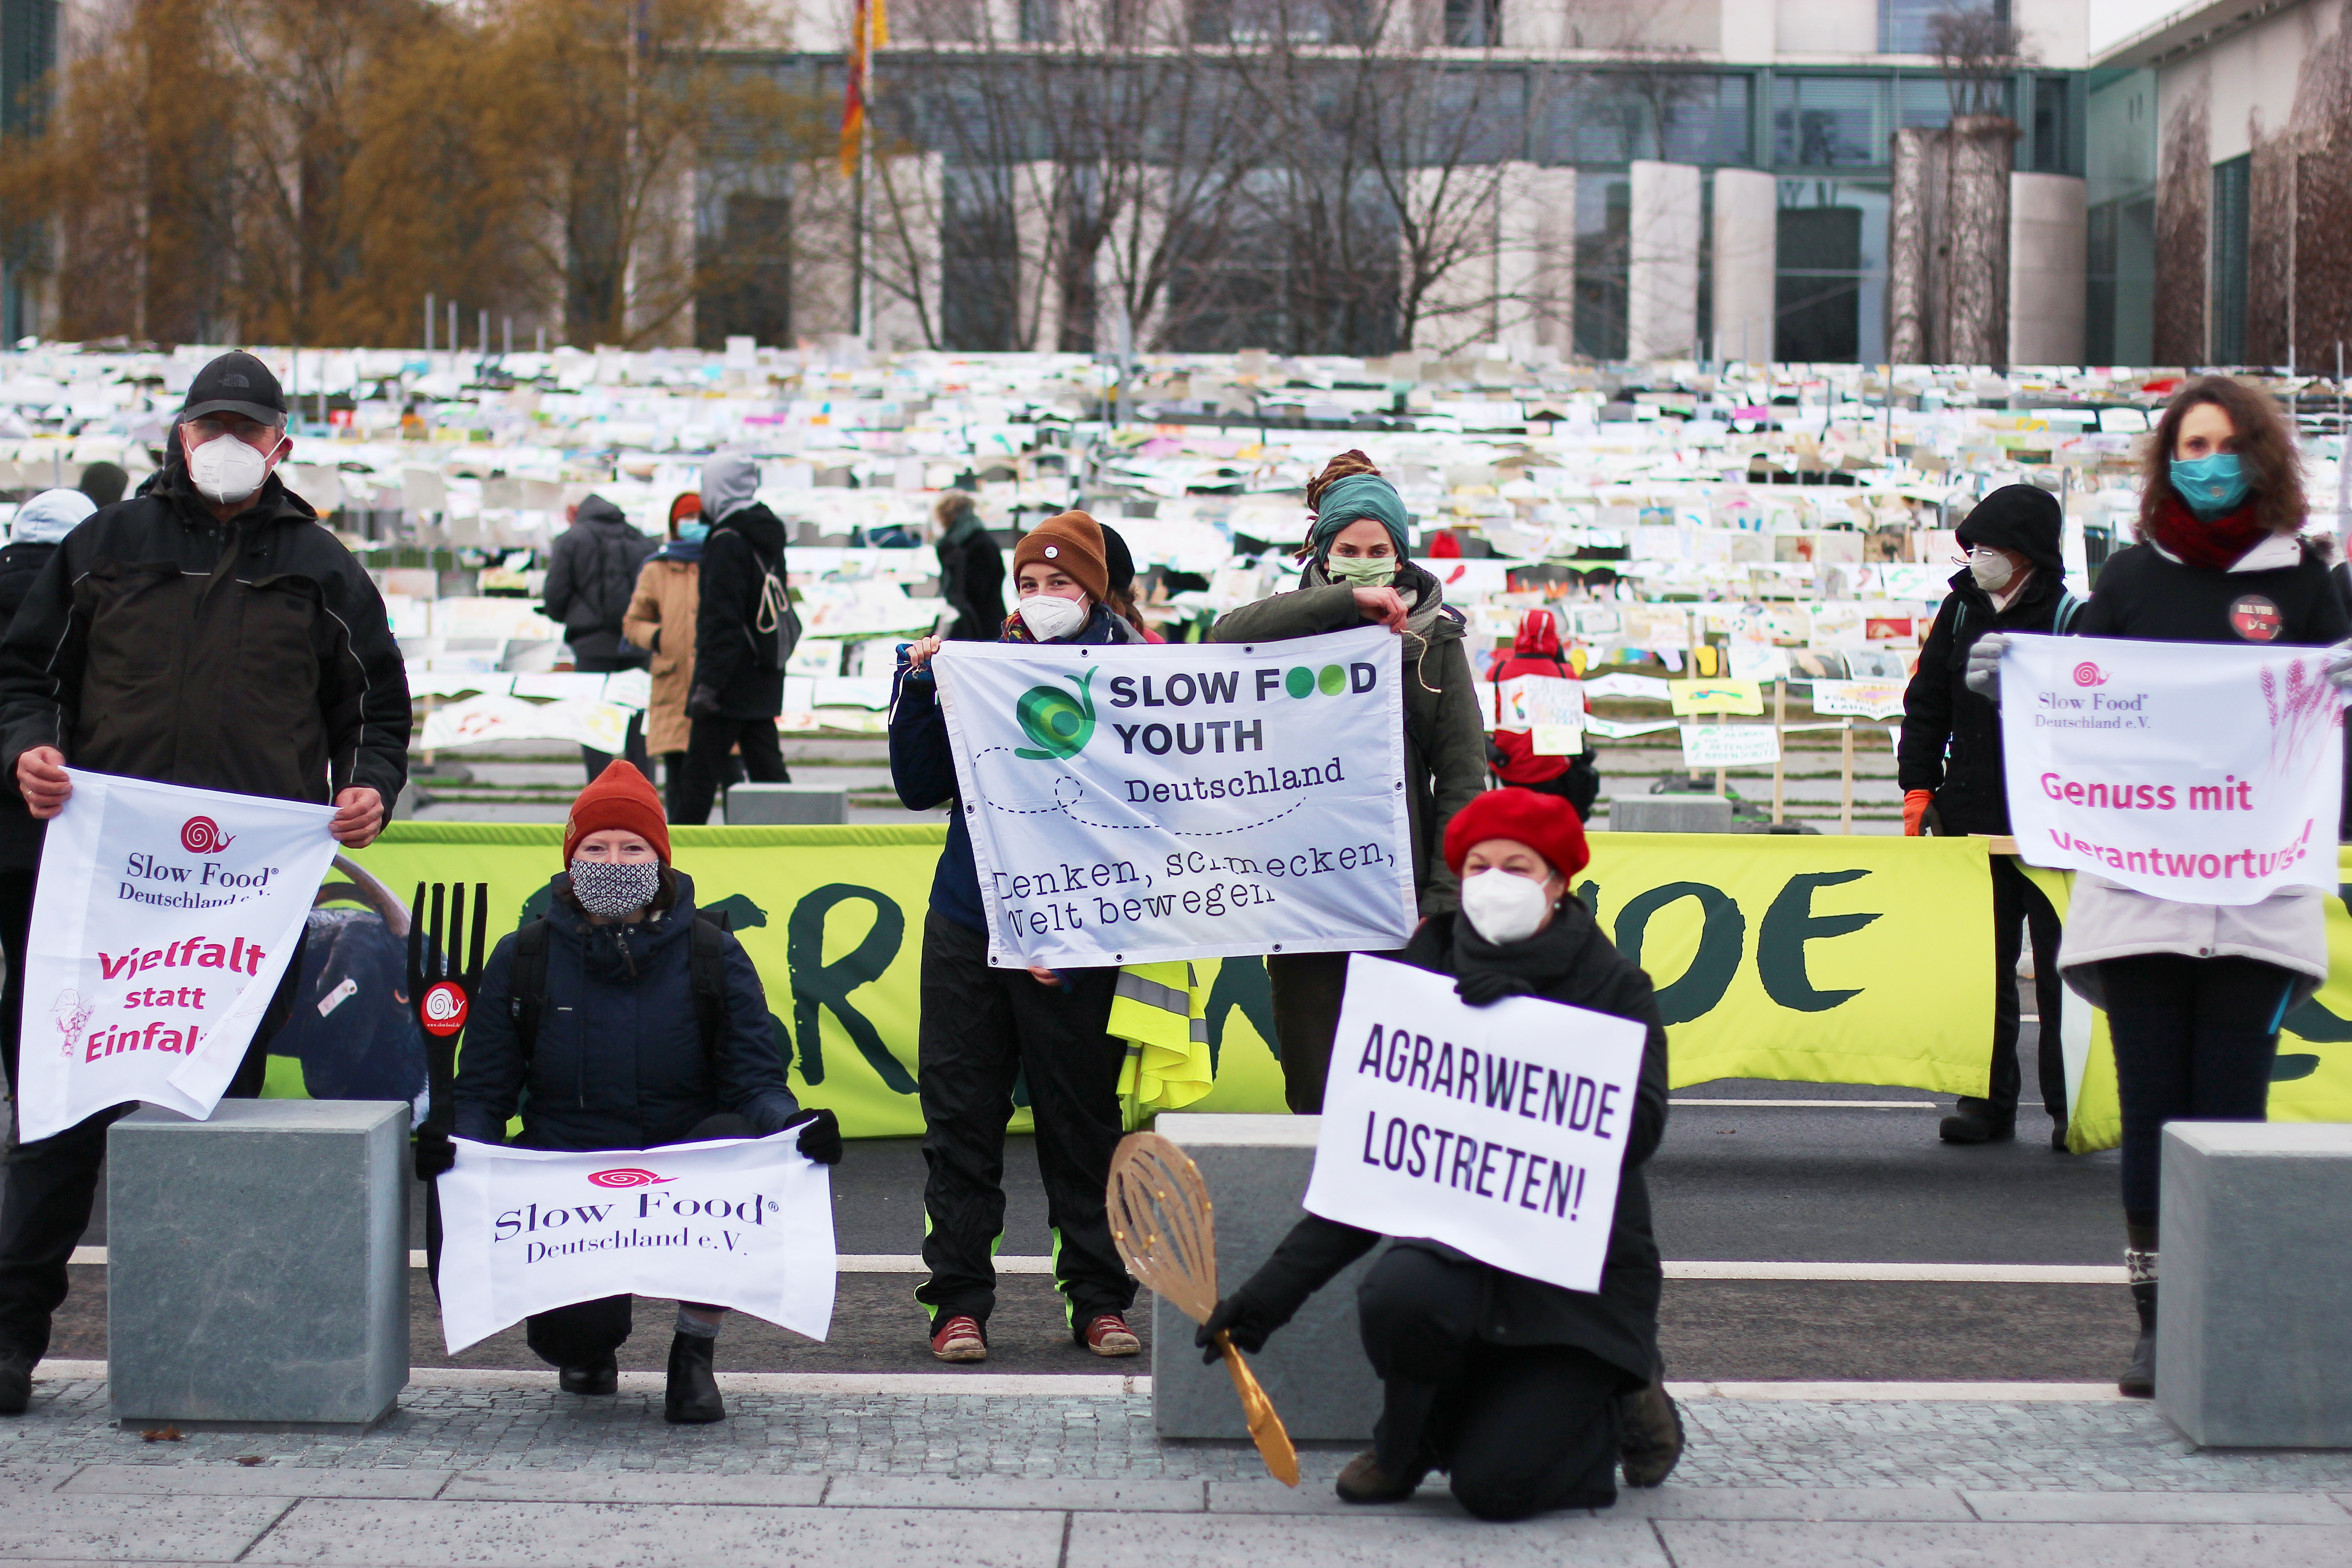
left=686, top=684, right=722, bottom=719
left=1196, top=1294, right=1271, bottom=1364
left=783, top=1107, right=843, bottom=1166
left=413, top=1125, right=457, bottom=1181
left=1456, top=970, right=1537, bottom=1007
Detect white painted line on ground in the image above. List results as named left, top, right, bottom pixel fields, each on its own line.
left=1670, top=1099, right=1939, bottom=1108
left=1667, top=1381, right=2130, bottom=1402
left=66, top=1247, right=1061, bottom=1274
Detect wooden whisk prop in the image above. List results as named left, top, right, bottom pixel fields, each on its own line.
left=1106, top=1132, right=1298, bottom=1486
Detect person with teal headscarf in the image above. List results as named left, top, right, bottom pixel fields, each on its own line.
left=1207, top=451, right=1486, bottom=1112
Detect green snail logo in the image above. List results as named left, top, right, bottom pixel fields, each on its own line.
left=1014, top=668, right=1098, bottom=760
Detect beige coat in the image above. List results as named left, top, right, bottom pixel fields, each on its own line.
left=622, top=555, right=701, bottom=755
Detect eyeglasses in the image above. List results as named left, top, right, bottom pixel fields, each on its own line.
left=184, top=415, right=285, bottom=446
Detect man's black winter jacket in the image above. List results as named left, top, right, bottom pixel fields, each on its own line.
left=0, top=461, right=409, bottom=807
left=1897, top=564, right=2072, bottom=836
left=543, top=495, right=657, bottom=662
left=692, top=503, right=789, bottom=717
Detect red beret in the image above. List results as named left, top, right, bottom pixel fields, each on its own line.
left=1442, top=788, right=1590, bottom=881
left=565, top=760, right=672, bottom=865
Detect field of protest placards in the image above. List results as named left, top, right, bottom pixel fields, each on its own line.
left=1302, top=955, right=1649, bottom=1294
left=2001, top=634, right=2344, bottom=905
left=433, top=1132, right=837, bottom=1353
left=931, top=624, right=1416, bottom=969
left=17, top=771, right=340, bottom=1142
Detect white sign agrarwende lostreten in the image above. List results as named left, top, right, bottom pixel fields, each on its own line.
left=17, top=771, right=341, bottom=1143
left=434, top=1133, right=837, bottom=1353
left=1302, top=956, right=1649, bottom=1294
left=2000, top=633, right=2344, bottom=906
left=931, top=624, right=1415, bottom=969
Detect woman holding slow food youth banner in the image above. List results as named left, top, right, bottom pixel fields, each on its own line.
left=1967, top=374, right=2352, bottom=1397
left=891, top=510, right=1149, bottom=1365
left=1208, top=451, right=1487, bottom=1112
left=1196, top=789, right=1680, bottom=1519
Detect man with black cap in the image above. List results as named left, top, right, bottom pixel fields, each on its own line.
left=1899, top=484, right=2080, bottom=1149
left=0, top=350, right=409, bottom=1415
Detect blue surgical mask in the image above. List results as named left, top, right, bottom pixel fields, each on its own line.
left=2170, top=454, right=2251, bottom=518
left=676, top=522, right=709, bottom=544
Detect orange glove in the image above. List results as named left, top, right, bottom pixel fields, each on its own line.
left=1903, top=789, right=1935, bottom=836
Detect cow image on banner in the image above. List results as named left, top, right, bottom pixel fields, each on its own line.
left=931, top=624, right=1416, bottom=968
left=2001, top=634, right=2345, bottom=905
left=17, top=771, right=341, bottom=1142
left=433, top=1132, right=837, bottom=1353
left=1302, top=956, right=1648, bottom=1294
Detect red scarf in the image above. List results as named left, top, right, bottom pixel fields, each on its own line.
left=2143, top=493, right=2270, bottom=571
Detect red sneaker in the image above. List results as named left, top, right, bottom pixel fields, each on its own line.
left=1084, top=1313, right=1141, bottom=1357
left=930, top=1315, right=987, bottom=1362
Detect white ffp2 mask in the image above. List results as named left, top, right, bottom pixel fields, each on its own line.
left=1459, top=869, right=1556, bottom=946
left=187, top=433, right=277, bottom=506
left=1017, top=593, right=1088, bottom=642
left=1966, top=548, right=2015, bottom=594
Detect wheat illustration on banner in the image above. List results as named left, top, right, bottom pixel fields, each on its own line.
left=1106, top=1132, right=1298, bottom=1486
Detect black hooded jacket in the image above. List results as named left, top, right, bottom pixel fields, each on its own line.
left=1218, top=901, right=1671, bottom=1386
left=543, top=495, right=658, bottom=662
left=693, top=502, right=790, bottom=717
left=1897, top=564, right=2075, bottom=835
left=0, top=449, right=409, bottom=808
left=0, top=539, right=53, bottom=871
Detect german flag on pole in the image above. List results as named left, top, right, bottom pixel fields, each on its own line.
left=839, top=0, right=889, bottom=177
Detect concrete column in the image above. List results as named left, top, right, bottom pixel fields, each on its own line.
left=1407, top=167, right=1499, bottom=355
left=1497, top=162, right=1575, bottom=355
left=1014, top=161, right=1063, bottom=352
left=1627, top=160, right=1702, bottom=362
left=2009, top=172, right=2087, bottom=367
left=790, top=160, right=855, bottom=341
left=1888, top=127, right=1940, bottom=365
left=869, top=152, right=945, bottom=353
left=1097, top=167, right=1169, bottom=354
left=1945, top=114, right=2017, bottom=366
left=1711, top=167, right=1777, bottom=365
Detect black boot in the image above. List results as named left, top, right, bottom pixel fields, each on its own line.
left=1617, top=1382, right=1685, bottom=1488
left=0, top=1350, right=31, bottom=1416
left=665, top=1332, right=725, bottom=1424
left=2120, top=1279, right=2156, bottom=1398
left=1939, top=1097, right=2015, bottom=1145
left=1335, top=1448, right=1426, bottom=1504
left=559, top=1353, right=618, bottom=1396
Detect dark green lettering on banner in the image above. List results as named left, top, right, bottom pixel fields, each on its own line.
left=1604, top=881, right=1744, bottom=1027
left=787, top=884, right=911, bottom=1092
left=1758, top=871, right=1882, bottom=1012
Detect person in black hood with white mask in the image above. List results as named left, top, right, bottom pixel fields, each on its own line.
left=674, top=453, right=792, bottom=825
left=1898, top=484, right=2081, bottom=1149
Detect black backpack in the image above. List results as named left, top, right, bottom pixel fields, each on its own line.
left=508, top=908, right=732, bottom=1064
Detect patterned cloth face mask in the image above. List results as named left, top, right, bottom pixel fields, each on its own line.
left=569, top=858, right=661, bottom=916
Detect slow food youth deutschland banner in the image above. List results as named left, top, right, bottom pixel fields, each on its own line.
left=931, top=624, right=1415, bottom=968
left=434, top=1133, right=837, bottom=1353
left=2001, top=633, right=2344, bottom=906
left=1302, top=956, right=1649, bottom=1294
left=18, top=771, right=339, bottom=1142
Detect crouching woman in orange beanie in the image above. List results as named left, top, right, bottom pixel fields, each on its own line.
left=1196, top=789, right=1681, bottom=1519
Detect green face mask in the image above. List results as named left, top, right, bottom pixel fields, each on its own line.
left=1326, top=554, right=1396, bottom=587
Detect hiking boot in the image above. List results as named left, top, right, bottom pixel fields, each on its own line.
left=1939, top=1098, right=2015, bottom=1145
left=1617, top=1381, right=1685, bottom=1488
left=0, top=1351, right=30, bottom=1417
left=931, top=1315, right=987, bottom=1362
left=1335, top=1448, right=1426, bottom=1504
left=1083, top=1314, right=1141, bottom=1357
left=2051, top=1121, right=2071, bottom=1152
left=558, top=1354, right=618, bottom=1396
left=2120, top=1280, right=2156, bottom=1399
left=663, top=1333, right=725, bottom=1424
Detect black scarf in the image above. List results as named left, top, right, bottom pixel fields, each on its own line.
left=1449, top=898, right=1592, bottom=1006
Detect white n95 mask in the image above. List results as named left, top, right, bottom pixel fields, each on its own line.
left=1017, top=593, right=1088, bottom=642
left=1459, top=869, right=1556, bottom=946
left=187, top=434, right=276, bottom=506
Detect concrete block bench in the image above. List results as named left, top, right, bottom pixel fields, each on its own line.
left=1151, top=1113, right=1383, bottom=1442
left=2159, top=1122, right=2352, bottom=1446
left=725, top=783, right=849, bottom=825
left=1607, top=796, right=1734, bottom=833
left=108, top=1100, right=409, bottom=1430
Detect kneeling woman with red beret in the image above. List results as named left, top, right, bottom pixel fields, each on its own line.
left=1196, top=789, right=1681, bottom=1520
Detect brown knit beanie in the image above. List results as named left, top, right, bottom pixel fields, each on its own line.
left=1012, top=510, right=1109, bottom=604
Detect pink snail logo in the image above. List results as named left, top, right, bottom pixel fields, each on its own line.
left=180, top=816, right=235, bottom=854
left=588, top=1167, right=675, bottom=1188
left=2072, top=662, right=2106, bottom=688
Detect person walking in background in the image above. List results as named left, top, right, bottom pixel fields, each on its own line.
left=1899, top=485, right=2080, bottom=1150
left=0, top=490, right=92, bottom=1102
left=543, top=492, right=657, bottom=783
left=1486, top=607, right=1598, bottom=819
left=1969, top=375, right=2350, bottom=1398
left=933, top=490, right=1004, bottom=641
left=73, top=463, right=127, bottom=510
left=624, top=493, right=709, bottom=823
left=890, top=510, right=1143, bottom=1366
left=676, top=454, right=791, bottom=826
left=1209, top=451, right=1485, bottom=1112
left=0, top=352, right=409, bottom=1417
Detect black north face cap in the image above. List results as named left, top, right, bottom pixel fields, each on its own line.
left=181, top=351, right=287, bottom=425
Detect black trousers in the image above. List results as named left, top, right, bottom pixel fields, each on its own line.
left=1982, top=856, right=2067, bottom=1122
left=2102, top=954, right=2295, bottom=1225
left=1357, top=1246, right=1628, bottom=1521
left=0, top=868, right=33, bottom=1094
left=572, top=655, right=651, bottom=784
left=514, top=1112, right=756, bottom=1368
left=0, top=929, right=304, bottom=1362
left=672, top=715, right=789, bottom=827
left=1267, top=948, right=1403, bottom=1114
left=915, top=911, right=1134, bottom=1334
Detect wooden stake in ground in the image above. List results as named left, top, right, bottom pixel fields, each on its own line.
left=1839, top=719, right=1855, bottom=834
left=1713, top=710, right=1727, bottom=798
left=1770, top=680, right=1786, bottom=824
left=1106, top=1132, right=1299, bottom=1486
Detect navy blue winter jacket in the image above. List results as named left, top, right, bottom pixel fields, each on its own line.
left=450, top=869, right=801, bottom=1151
